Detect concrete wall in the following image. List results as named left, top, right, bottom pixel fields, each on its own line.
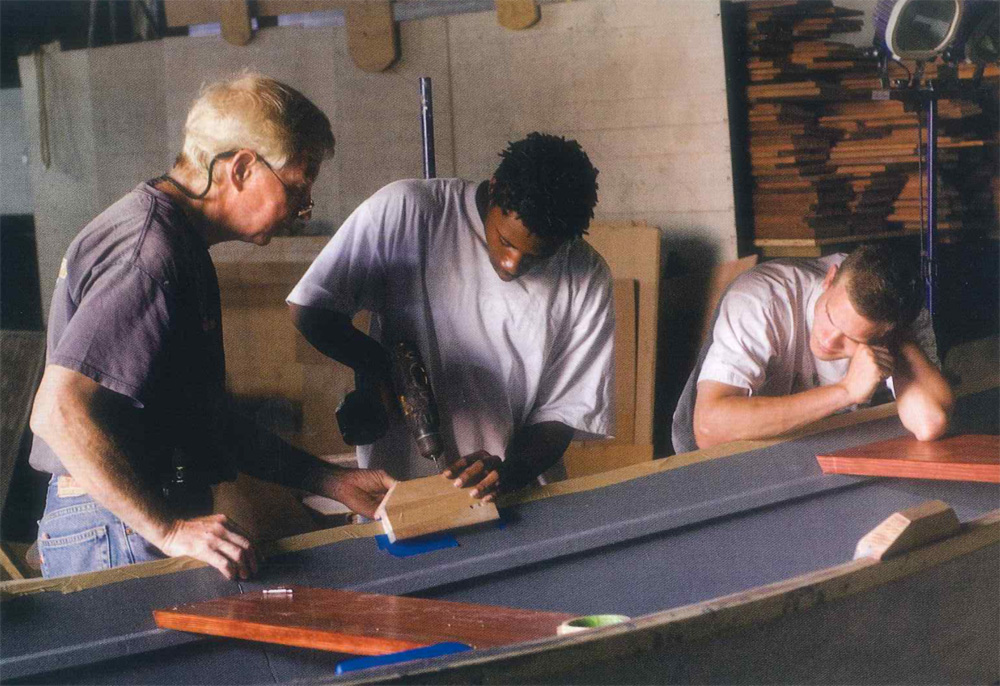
left=1, top=89, right=33, bottom=215
left=19, top=0, right=737, bottom=317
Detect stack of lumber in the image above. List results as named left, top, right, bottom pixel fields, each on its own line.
left=745, top=0, right=999, bottom=241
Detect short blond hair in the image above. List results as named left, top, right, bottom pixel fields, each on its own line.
left=179, top=73, right=334, bottom=181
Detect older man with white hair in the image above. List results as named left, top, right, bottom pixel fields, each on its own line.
left=29, top=74, right=394, bottom=581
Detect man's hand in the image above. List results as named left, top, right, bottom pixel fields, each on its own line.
left=840, top=344, right=894, bottom=404
left=444, top=450, right=503, bottom=502
left=329, top=468, right=396, bottom=518
left=157, top=514, right=257, bottom=581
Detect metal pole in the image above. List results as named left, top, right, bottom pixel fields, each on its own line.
left=924, top=96, right=937, bottom=319
left=419, top=77, right=436, bottom=179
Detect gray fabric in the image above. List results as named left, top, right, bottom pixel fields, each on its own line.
left=29, top=183, right=234, bottom=487
left=671, top=279, right=734, bottom=455
left=4, top=388, right=996, bottom=682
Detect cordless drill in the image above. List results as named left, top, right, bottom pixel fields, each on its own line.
left=335, top=340, right=444, bottom=471
left=389, top=341, right=444, bottom=471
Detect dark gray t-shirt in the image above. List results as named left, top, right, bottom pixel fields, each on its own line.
left=29, top=182, right=236, bottom=488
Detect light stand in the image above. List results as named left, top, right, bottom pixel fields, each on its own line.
left=871, top=0, right=996, bottom=320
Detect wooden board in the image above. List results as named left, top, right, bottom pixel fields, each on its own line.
left=562, top=443, right=653, bottom=480
left=153, top=586, right=574, bottom=655
left=817, top=434, right=1000, bottom=484
left=610, top=279, right=637, bottom=446
left=585, top=222, right=661, bottom=447
left=375, top=474, right=500, bottom=543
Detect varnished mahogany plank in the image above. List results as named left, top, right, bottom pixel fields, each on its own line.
left=817, top=434, right=1000, bottom=483
left=154, top=587, right=574, bottom=655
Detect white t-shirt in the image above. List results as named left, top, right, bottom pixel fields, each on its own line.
left=288, top=179, right=615, bottom=479
left=671, top=254, right=938, bottom=453
left=701, top=254, right=851, bottom=396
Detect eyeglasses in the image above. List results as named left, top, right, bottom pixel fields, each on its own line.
left=162, top=151, right=316, bottom=218
left=256, top=155, right=315, bottom=220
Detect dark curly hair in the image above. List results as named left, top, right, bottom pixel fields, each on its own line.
left=834, top=243, right=923, bottom=331
left=489, top=132, right=599, bottom=242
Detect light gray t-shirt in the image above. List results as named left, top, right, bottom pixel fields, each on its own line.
left=288, top=179, right=616, bottom=479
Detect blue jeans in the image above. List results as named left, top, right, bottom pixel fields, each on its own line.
left=37, top=476, right=165, bottom=578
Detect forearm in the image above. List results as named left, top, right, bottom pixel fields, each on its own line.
left=289, top=304, right=389, bottom=377
left=694, top=383, right=854, bottom=449
left=229, top=410, right=394, bottom=518
left=502, top=421, right=574, bottom=492
left=893, top=340, right=954, bottom=441
left=31, top=377, right=173, bottom=546
left=230, top=412, right=347, bottom=498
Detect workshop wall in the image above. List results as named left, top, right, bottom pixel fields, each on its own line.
left=19, top=0, right=736, bottom=319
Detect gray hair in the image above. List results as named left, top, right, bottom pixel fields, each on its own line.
left=179, top=72, right=334, bottom=180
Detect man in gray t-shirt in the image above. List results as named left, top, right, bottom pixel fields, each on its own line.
left=30, top=183, right=231, bottom=489
left=29, top=75, right=394, bottom=580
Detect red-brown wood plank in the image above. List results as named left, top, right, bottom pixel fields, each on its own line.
left=154, top=586, right=575, bottom=655
left=817, top=434, right=1000, bottom=483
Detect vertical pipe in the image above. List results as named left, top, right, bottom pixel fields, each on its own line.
left=88, top=0, right=98, bottom=47
left=420, top=77, right=436, bottom=180
left=925, top=97, right=937, bottom=319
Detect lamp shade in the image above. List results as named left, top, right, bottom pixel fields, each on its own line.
left=874, top=0, right=963, bottom=60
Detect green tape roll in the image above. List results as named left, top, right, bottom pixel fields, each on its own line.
left=557, top=614, right=630, bottom=635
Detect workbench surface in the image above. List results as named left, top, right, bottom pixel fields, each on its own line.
left=3, top=388, right=997, bottom=684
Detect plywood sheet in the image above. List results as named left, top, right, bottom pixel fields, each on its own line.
left=154, top=586, right=574, bottom=654
left=585, top=222, right=661, bottom=447
left=817, top=434, right=1000, bottom=484
left=563, top=443, right=653, bottom=480
left=611, top=278, right=636, bottom=444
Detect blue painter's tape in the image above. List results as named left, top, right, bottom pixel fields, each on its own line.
left=375, top=533, right=458, bottom=557
left=335, top=642, right=472, bottom=674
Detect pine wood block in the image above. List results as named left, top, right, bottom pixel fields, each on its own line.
left=853, top=500, right=960, bottom=561
left=817, top=434, right=1000, bottom=484
left=154, top=586, right=574, bottom=655
left=375, top=475, right=500, bottom=543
